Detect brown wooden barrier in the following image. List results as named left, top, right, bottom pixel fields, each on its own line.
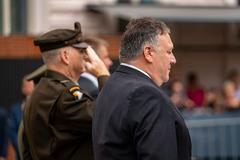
left=99, top=35, right=121, bottom=59
left=0, top=36, right=40, bottom=59
left=0, top=35, right=121, bottom=59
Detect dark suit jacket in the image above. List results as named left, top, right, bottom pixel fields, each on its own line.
left=23, top=70, right=108, bottom=160
left=93, top=65, right=192, bottom=160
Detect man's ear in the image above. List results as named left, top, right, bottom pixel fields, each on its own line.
left=143, top=45, right=154, bottom=63
left=59, top=48, right=70, bottom=65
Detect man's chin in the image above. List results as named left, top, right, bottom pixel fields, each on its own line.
left=163, top=76, right=170, bottom=82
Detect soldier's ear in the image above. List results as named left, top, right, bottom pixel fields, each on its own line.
left=143, top=45, right=154, bottom=63
left=59, top=48, right=70, bottom=65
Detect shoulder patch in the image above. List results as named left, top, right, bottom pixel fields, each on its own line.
left=59, top=79, right=87, bottom=100
left=69, top=86, right=83, bottom=100
left=70, top=86, right=80, bottom=92
left=60, top=80, right=83, bottom=100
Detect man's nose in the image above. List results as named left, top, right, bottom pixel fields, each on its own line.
left=171, top=54, right=176, bottom=64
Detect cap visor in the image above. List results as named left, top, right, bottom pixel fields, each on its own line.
left=26, top=65, right=47, bottom=81
left=72, top=42, right=89, bottom=49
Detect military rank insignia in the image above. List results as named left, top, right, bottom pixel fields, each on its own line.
left=69, top=86, right=83, bottom=100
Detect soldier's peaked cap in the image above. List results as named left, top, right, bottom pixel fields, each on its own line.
left=34, top=22, right=88, bottom=52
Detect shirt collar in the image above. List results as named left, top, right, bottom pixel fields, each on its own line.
left=120, top=63, right=151, bottom=79
left=80, top=72, right=98, bottom=87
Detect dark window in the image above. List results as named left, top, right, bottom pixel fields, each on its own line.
left=11, top=0, right=27, bottom=34
left=0, top=0, right=3, bottom=34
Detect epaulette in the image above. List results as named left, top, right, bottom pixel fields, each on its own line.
left=60, top=80, right=83, bottom=100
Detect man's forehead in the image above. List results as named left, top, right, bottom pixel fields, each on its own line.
left=158, top=33, right=173, bottom=48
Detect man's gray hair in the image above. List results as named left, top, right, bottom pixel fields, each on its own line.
left=119, top=17, right=170, bottom=62
left=41, top=48, right=60, bottom=64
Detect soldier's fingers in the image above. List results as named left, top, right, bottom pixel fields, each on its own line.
left=86, top=46, right=100, bottom=61
left=84, top=61, right=94, bottom=71
left=83, top=53, right=90, bottom=62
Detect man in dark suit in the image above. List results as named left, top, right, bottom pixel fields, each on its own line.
left=23, top=22, right=110, bottom=160
left=93, top=17, right=192, bottom=160
left=79, top=37, right=112, bottom=98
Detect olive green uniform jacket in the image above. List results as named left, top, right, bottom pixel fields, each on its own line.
left=23, top=70, right=108, bottom=160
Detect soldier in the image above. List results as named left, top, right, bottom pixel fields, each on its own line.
left=23, top=22, right=109, bottom=160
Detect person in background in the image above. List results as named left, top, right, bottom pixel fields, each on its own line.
left=18, top=65, right=47, bottom=160
left=222, top=81, right=240, bottom=111
left=170, top=79, right=194, bottom=111
left=23, top=22, right=110, bottom=160
left=204, top=87, right=222, bottom=113
left=79, top=37, right=112, bottom=98
left=93, top=17, right=191, bottom=160
left=0, top=107, right=7, bottom=160
left=186, top=72, right=205, bottom=108
left=8, top=77, right=34, bottom=160
left=222, top=69, right=240, bottom=111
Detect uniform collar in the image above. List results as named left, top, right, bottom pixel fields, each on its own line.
left=45, top=70, right=72, bottom=82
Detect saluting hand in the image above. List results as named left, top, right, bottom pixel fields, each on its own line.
left=84, top=46, right=110, bottom=77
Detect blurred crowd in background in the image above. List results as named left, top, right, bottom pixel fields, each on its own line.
left=166, top=69, right=240, bottom=115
